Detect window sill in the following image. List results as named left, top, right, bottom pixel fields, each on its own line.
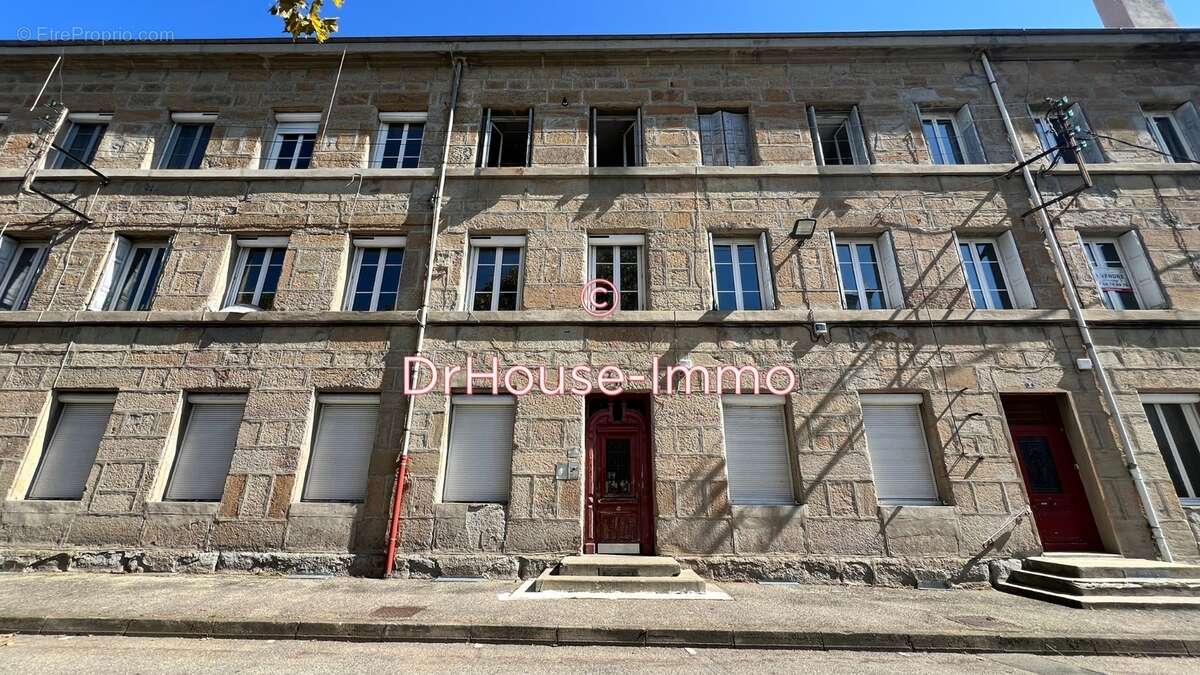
left=3, top=499, right=82, bottom=514
left=144, top=501, right=220, bottom=516
left=288, top=502, right=364, bottom=517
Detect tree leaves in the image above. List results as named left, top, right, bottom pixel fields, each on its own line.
left=268, top=0, right=344, bottom=42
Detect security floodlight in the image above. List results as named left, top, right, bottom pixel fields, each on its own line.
left=790, top=217, right=818, bottom=242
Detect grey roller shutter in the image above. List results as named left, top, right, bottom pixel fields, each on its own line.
left=861, top=396, right=939, bottom=505
left=443, top=397, right=515, bottom=503
left=303, top=395, right=379, bottom=502
left=27, top=395, right=115, bottom=500
left=721, top=398, right=795, bottom=505
left=165, top=396, right=245, bottom=501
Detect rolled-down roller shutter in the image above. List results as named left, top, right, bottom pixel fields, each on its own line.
left=721, top=397, right=795, bottom=505
left=860, top=395, right=940, bottom=506
left=303, top=394, right=380, bottom=502
left=165, top=396, right=245, bottom=501
left=27, top=395, right=116, bottom=500
left=442, top=396, right=515, bottom=503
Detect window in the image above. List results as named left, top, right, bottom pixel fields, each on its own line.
left=588, top=234, right=644, bottom=311
left=50, top=113, right=112, bottom=169
left=265, top=113, right=320, bottom=169
left=721, top=396, right=795, bottom=505
left=1142, top=394, right=1200, bottom=507
left=920, top=105, right=985, bottom=165
left=372, top=112, right=425, bottom=169
left=303, top=394, right=379, bottom=502
left=0, top=237, right=48, bottom=311
left=699, top=110, right=751, bottom=167
left=808, top=106, right=870, bottom=166
left=159, top=113, right=216, bottom=169
left=710, top=236, right=773, bottom=311
left=466, top=236, right=524, bottom=311
left=1143, top=104, right=1200, bottom=164
left=860, top=394, right=940, bottom=506
left=830, top=232, right=904, bottom=310
left=164, top=395, right=246, bottom=501
left=26, top=394, right=115, bottom=500
left=223, top=236, right=288, bottom=311
left=590, top=109, right=642, bottom=167
left=955, top=235, right=1036, bottom=310
left=478, top=109, right=532, bottom=168
left=442, top=395, right=516, bottom=503
left=345, top=236, right=405, bottom=311
left=90, top=237, right=168, bottom=311
left=1032, top=103, right=1104, bottom=165
left=1081, top=233, right=1165, bottom=310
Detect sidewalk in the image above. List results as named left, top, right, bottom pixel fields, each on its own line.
left=0, top=573, right=1198, bottom=656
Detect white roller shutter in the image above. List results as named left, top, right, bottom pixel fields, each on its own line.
left=303, top=395, right=379, bottom=502
left=27, top=395, right=115, bottom=500
left=860, top=395, right=939, bottom=506
left=442, top=396, right=515, bottom=503
left=165, top=397, right=245, bottom=501
left=1117, top=230, right=1167, bottom=309
left=721, top=397, right=795, bottom=505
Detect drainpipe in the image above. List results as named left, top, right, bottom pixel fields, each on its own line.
left=383, top=56, right=465, bottom=578
left=980, top=51, right=1172, bottom=562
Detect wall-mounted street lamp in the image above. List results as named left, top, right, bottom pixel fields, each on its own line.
left=790, top=217, right=818, bottom=243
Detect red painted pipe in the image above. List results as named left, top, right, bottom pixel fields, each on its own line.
left=383, top=454, right=411, bottom=577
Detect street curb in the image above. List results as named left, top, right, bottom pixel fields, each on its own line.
left=0, top=616, right=1196, bottom=656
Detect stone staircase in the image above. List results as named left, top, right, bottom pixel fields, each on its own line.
left=996, top=555, right=1200, bottom=609
left=531, top=555, right=707, bottom=594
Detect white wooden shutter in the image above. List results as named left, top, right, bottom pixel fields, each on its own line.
left=1174, top=102, right=1200, bottom=162
left=165, top=396, right=245, bottom=501
left=1117, top=230, right=1167, bottom=309
left=877, top=231, right=905, bottom=309
left=1070, top=104, right=1106, bottom=164
left=27, top=395, right=115, bottom=500
left=757, top=232, right=776, bottom=310
left=721, top=398, right=794, bottom=504
left=443, top=396, right=515, bottom=503
left=90, top=235, right=131, bottom=311
left=849, top=106, right=871, bottom=165
left=707, top=232, right=720, bottom=310
left=0, top=236, right=16, bottom=279
left=699, top=112, right=725, bottom=166
left=860, top=395, right=939, bottom=505
left=303, top=395, right=379, bottom=502
left=955, top=105, right=986, bottom=164
left=997, top=230, right=1036, bottom=309
left=807, top=106, right=824, bottom=166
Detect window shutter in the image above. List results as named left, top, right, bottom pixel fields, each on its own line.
left=723, top=112, right=751, bottom=166
left=525, top=108, right=535, bottom=167
left=165, top=398, right=245, bottom=501
left=28, top=396, right=115, bottom=500
left=303, top=396, right=379, bottom=502
left=996, top=230, right=1036, bottom=309
left=634, top=108, right=645, bottom=167
left=955, top=105, right=987, bottom=164
left=0, top=236, right=16, bottom=279
left=721, top=399, right=794, bottom=504
left=699, top=112, right=725, bottom=166
left=443, top=397, right=515, bottom=503
left=860, top=397, right=939, bottom=505
left=877, top=231, right=905, bottom=309
left=588, top=107, right=597, bottom=167
left=806, top=106, right=824, bottom=166
left=1070, top=104, right=1106, bottom=164
left=1117, top=230, right=1167, bottom=309
left=849, top=106, right=871, bottom=165
left=828, top=231, right=849, bottom=308
left=91, top=236, right=131, bottom=311
left=1173, top=102, right=1200, bottom=162
left=757, top=232, right=776, bottom=310
left=707, top=232, right=720, bottom=310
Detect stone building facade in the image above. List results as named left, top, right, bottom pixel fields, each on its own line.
left=0, top=29, right=1198, bottom=584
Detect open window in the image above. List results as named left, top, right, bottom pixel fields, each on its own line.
left=830, top=232, right=904, bottom=310
left=50, top=113, right=111, bottom=169
left=590, top=109, right=642, bottom=167
left=1142, top=103, right=1200, bottom=164
left=1142, top=394, right=1200, bottom=507
left=919, top=105, right=985, bottom=165
left=478, top=109, right=532, bottom=168
left=265, top=113, right=320, bottom=169
left=90, top=235, right=169, bottom=311
left=159, top=112, right=216, bottom=169
left=807, top=106, right=870, bottom=166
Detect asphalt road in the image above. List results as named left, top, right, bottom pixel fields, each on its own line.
left=0, top=635, right=1196, bottom=674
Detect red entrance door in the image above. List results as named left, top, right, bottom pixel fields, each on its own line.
left=584, top=405, right=653, bottom=555
left=1003, top=397, right=1103, bottom=552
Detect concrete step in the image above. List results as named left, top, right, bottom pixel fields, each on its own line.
left=996, top=580, right=1200, bottom=610
left=532, top=568, right=707, bottom=594
left=1024, top=555, right=1200, bottom=580
left=558, top=555, right=682, bottom=578
left=1008, top=569, right=1200, bottom=597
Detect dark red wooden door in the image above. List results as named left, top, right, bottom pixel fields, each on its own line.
left=585, top=408, right=653, bottom=555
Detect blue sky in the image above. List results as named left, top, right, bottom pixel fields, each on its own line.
left=7, top=0, right=1199, bottom=39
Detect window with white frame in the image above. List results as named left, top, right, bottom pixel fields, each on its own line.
left=588, top=234, right=644, bottom=311
left=590, top=109, right=642, bottom=168
left=1143, top=103, right=1200, bottom=164
left=442, top=395, right=516, bottom=503
left=0, top=237, right=48, bottom=311
left=1142, top=394, right=1200, bottom=507
left=830, top=232, right=904, bottom=310
left=1031, top=103, right=1104, bottom=165
left=808, top=106, right=871, bottom=166
left=345, top=236, right=405, bottom=311
left=721, top=395, right=795, bottom=505
left=164, top=394, right=246, bottom=502
left=710, top=235, right=773, bottom=311
left=466, top=236, right=524, bottom=311
left=955, top=232, right=1035, bottom=310
left=223, top=236, right=288, bottom=311
left=372, top=112, right=425, bottom=169
left=265, top=113, right=320, bottom=169
left=920, top=105, right=985, bottom=165
left=699, top=110, right=752, bottom=166
left=303, top=394, right=380, bottom=502
left=478, top=109, right=532, bottom=168
left=159, top=112, right=216, bottom=169
left=90, top=236, right=168, bottom=312
left=860, top=394, right=940, bottom=506
left=1081, top=233, right=1165, bottom=310
left=50, top=113, right=112, bottom=169
left=26, top=393, right=115, bottom=500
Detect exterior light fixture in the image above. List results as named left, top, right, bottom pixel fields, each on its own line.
left=790, top=217, right=818, bottom=242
